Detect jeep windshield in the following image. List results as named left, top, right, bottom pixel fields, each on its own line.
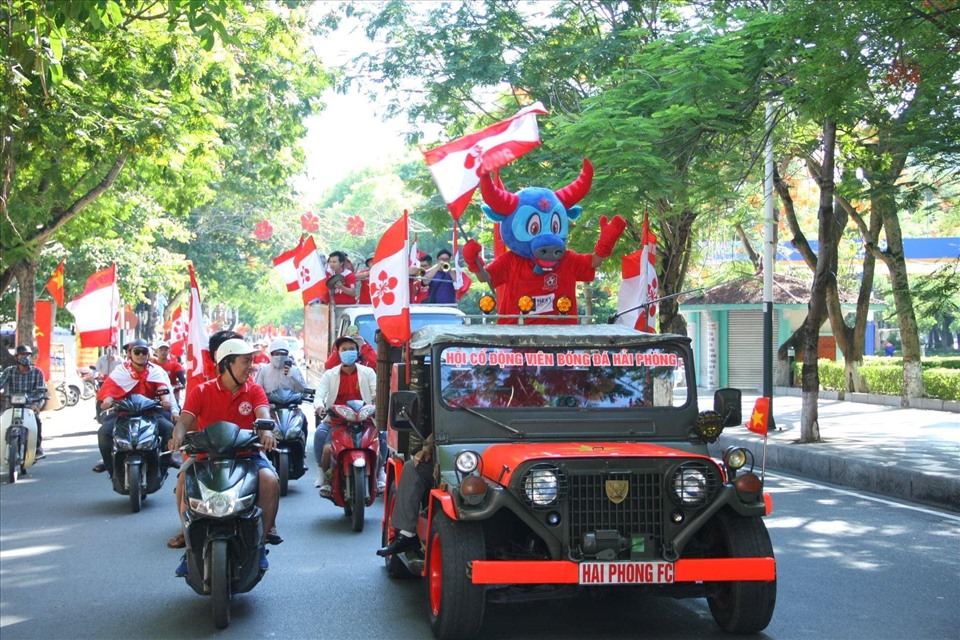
left=439, top=345, right=687, bottom=410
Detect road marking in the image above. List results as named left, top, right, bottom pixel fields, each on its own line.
left=768, top=471, right=960, bottom=523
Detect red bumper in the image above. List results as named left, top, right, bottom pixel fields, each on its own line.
left=470, top=557, right=776, bottom=585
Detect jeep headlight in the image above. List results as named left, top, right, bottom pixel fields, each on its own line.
left=455, top=451, right=479, bottom=474
left=521, top=464, right=565, bottom=507
left=669, top=462, right=718, bottom=508
left=189, top=484, right=255, bottom=518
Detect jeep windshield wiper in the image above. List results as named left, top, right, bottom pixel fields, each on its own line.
left=455, top=405, right=523, bottom=437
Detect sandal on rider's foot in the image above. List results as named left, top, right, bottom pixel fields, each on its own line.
left=167, top=532, right=186, bottom=549
left=265, top=528, right=283, bottom=546
left=92, top=462, right=107, bottom=473
left=319, top=484, right=332, bottom=499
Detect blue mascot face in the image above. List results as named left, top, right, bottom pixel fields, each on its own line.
left=479, top=160, right=593, bottom=274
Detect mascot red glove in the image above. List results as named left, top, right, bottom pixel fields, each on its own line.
left=593, top=215, right=627, bottom=258
left=462, top=239, right=485, bottom=274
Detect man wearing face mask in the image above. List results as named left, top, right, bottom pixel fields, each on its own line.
left=312, top=336, right=376, bottom=497
left=254, top=339, right=307, bottom=394
left=0, top=345, right=48, bottom=459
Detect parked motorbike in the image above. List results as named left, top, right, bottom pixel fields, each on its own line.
left=103, top=393, right=173, bottom=512
left=322, top=400, right=380, bottom=532
left=2, top=392, right=44, bottom=483
left=180, top=420, right=274, bottom=629
left=266, top=387, right=314, bottom=496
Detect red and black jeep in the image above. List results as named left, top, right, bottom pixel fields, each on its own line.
left=379, top=324, right=776, bottom=639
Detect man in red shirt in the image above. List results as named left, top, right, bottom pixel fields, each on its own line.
left=320, top=251, right=357, bottom=305
left=169, top=339, right=280, bottom=574
left=93, top=339, right=176, bottom=476
left=152, top=340, right=186, bottom=404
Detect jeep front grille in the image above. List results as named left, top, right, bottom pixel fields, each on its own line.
left=567, top=471, right=663, bottom=550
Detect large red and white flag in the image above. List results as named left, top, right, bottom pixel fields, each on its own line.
left=422, top=102, right=547, bottom=219
left=272, top=236, right=304, bottom=292
left=616, top=212, right=658, bottom=332
left=66, top=264, right=120, bottom=348
left=185, top=265, right=209, bottom=395
left=294, top=236, right=328, bottom=305
left=371, top=211, right=411, bottom=346
left=168, top=306, right=187, bottom=358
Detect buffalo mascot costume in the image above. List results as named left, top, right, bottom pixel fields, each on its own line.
left=462, top=159, right=627, bottom=324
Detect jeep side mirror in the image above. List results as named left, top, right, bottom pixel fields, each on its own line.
left=714, top=388, right=742, bottom=427
left=389, top=391, right=422, bottom=434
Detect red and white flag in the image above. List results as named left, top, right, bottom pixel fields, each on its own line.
left=185, top=265, right=209, bottom=395
left=451, top=229, right=472, bottom=300
left=168, top=306, right=187, bottom=358
left=66, top=264, right=120, bottom=348
left=370, top=211, right=411, bottom=346
left=272, top=236, right=304, bottom=292
left=409, top=234, right=421, bottom=270
left=294, top=236, right=328, bottom=305
left=422, top=102, right=547, bottom=219
left=616, top=212, right=658, bottom=332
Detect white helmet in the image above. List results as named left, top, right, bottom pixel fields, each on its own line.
left=268, top=338, right=289, bottom=354
left=216, top=338, right=257, bottom=364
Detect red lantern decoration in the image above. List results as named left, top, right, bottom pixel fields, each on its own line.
left=301, top=211, right=320, bottom=233
left=254, top=220, right=273, bottom=241
left=347, top=214, right=365, bottom=236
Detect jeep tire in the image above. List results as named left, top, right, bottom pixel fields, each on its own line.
left=427, top=511, right=486, bottom=639
left=705, top=509, right=777, bottom=634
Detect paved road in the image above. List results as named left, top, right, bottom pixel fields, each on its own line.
left=2, top=401, right=958, bottom=639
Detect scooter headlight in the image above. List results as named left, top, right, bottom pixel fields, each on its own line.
left=189, top=484, right=255, bottom=518
left=114, top=438, right=133, bottom=451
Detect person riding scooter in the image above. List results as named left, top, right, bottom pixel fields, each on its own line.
left=254, top=339, right=307, bottom=394
left=168, top=338, right=281, bottom=575
left=93, top=339, right=177, bottom=476
left=0, top=345, right=48, bottom=459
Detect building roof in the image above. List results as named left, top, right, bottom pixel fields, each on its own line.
left=681, top=273, right=874, bottom=307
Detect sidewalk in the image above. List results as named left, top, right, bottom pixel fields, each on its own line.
left=710, top=391, right=960, bottom=513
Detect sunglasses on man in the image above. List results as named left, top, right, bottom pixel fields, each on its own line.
left=131, top=348, right=150, bottom=356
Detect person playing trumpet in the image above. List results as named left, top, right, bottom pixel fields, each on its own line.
left=422, top=248, right=456, bottom=304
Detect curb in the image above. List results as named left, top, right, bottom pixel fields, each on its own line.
left=772, top=386, right=960, bottom=413
left=712, top=433, right=960, bottom=514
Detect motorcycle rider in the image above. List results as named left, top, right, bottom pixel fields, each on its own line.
left=94, top=345, right=122, bottom=378
left=312, top=335, right=378, bottom=497
left=0, top=345, right=48, bottom=459
left=254, top=339, right=307, bottom=394
left=93, top=339, right=177, bottom=476
left=168, top=338, right=281, bottom=574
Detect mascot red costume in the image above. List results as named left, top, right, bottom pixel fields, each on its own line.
left=462, top=159, right=626, bottom=324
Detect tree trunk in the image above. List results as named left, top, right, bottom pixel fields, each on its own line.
left=12, top=261, right=39, bottom=348
left=800, top=117, right=839, bottom=443
left=656, top=205, right=696, bottom=335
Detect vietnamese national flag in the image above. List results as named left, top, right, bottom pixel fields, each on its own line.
left=294, top=236, right=328, bottom=305
left=45, top=260, right=65, bottom=307
left=422, top=102, right=547, bottom=219
left=616, top=212, right=658, bottom=332
left=370, top=211, right=411, bottom=346
left=168, top=306, right=187, bottom=358
left=746, top=396, right=771, bottom=436
left=66, top=264, right=120, bottom=348
left=272, top=235, right=304, bottom=292
left=185, top=265, right=210, bottom=396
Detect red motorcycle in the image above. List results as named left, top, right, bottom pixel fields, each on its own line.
left=322, top=400, right=380, bottom=532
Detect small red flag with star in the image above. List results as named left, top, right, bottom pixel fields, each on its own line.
left=746, top=396, right=770, bottom=436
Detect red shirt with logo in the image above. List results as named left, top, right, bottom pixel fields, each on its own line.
left=182, top=378, right=269, bottom=430
left=320, top=270, right=357, bottom=306
left=485, top=251, right=595, bottom=324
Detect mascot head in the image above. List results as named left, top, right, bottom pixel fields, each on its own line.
left=479, top=159, right=593, bottom=273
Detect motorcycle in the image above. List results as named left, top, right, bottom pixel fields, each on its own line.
left=103, top=393, right=173, bottom=512
left=2, top=392, right=44, bottom=483
left=322, top=400, right=380, bottom=532
left=266, top=387, right=315, bottom=496
left=180, top=420, right=274, bottom=629
left=78, top=367, right=98, bottom=400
